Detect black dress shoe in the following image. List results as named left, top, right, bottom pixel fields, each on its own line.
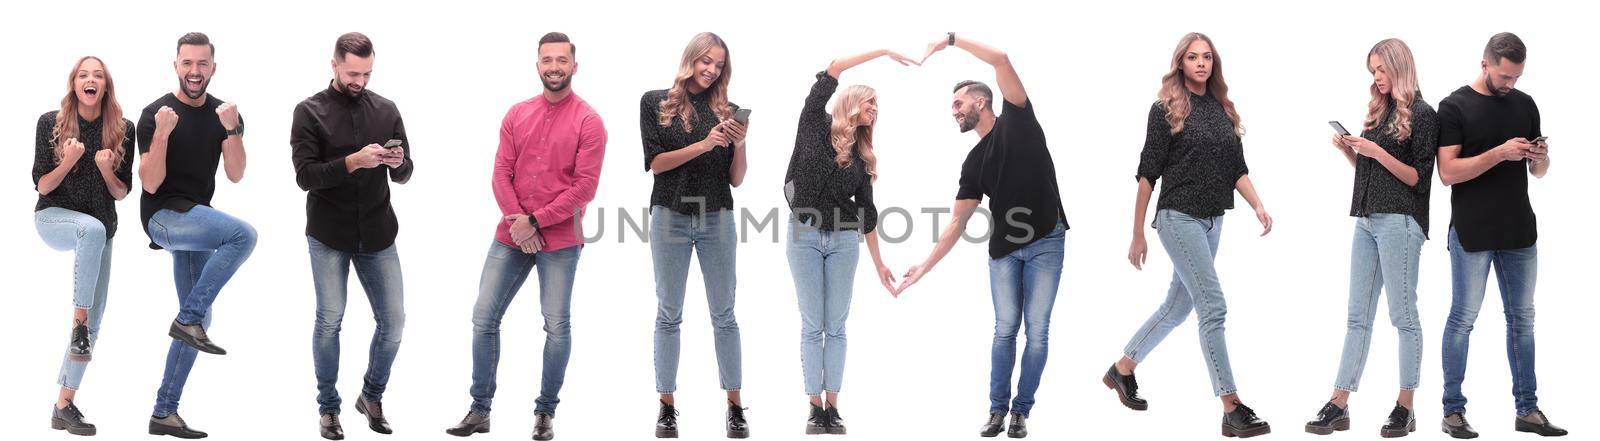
left=149, top=413, right=208, bottom=439
left=805, top=404, right=828, bottom=435
left=1381, top=403, right=1416, bottom=438
left=1515, top=409, right=1568, bottom=437
left=825, top=405, right=846, bottom=435
left=1222, top=401, right=1272, bottom=438
left=445, top=411, right=490, bottom=437
left=655, top=400, right=679, bottom=438
left=355, top=395, right=393, bottom=434
left=168, top=320, right=226, bottom=355
left=532, top=412, right=555, bottom=440
left=320, top=413, right=345, bottom=440
left=68, top=320, right=92, bottom=362
left=980, top=413, right=1006, bottom=438
left=1103, top=365, right=1148, bottom=411
left=726, top=401, right=750, bottom=439
left=51, top=401, right=97, bottom=436
left=1007, top=412, right=1028, bottom=438
left=1305, top=401, right=1350, bottom=435
left=1441, top=412, right=1478, bottom=439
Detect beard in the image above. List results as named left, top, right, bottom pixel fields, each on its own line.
left=957, top=112, right=979, bottom=133
left=336, top=81, right=365, bottom=98
left=1486, top=75, right=1511, bottom=96
left=179, top=75, right=209, bottom=100
left=542, top=70, right=571, bottom=92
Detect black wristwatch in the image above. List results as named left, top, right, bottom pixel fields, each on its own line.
left=529, top=216, right=540, bottom=230
left=948, top=32, right=956, bottom=46
left=224, top=125, right=244, bottom=138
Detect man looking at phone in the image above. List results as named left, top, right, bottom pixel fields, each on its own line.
left=1435, top=32, right=1565, bottom=439
left=290, top=32, right=414, bottom=440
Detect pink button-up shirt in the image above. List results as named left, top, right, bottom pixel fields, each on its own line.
left=493, top=93, right=607, bottom=251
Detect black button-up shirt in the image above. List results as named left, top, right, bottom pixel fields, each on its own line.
left=1350, top=96, right=1436, bottom=238
left=290, top=83, right=413, bottom=253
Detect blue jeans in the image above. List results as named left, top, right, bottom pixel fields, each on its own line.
left=148, top=205, right=257, bottom=417
left=470, top=241, right=581, bottom=416
left=1442, top=227, right=1539, bottom=416
left=309, top=236, right=406, bottom=415
left=35, top=207, right=114, bottom=390
left=785, top=219, right=860, bottom=396
left=988, top=222, right=1065, bottom=417
left=1122, top=209, right=1236, bottom=396
left=1334, top=214, right=1424, bottom=392
left=650, top=206, right=741, bottom=394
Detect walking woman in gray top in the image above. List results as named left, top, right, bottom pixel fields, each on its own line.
left=783, top=48, right=916, bottom=435
left=1303, top=38, right=1436, bottom=438
left=1102, top=32, right=1274, bottom=438
left=33, top=55, right=136, bottom=436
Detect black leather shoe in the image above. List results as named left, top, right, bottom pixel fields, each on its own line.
left=320, top=413, right=345, bottom=440
left=1381, top=403, right=1415, bottom=438
left=825, top=405, right=846, bottom=435
left=1103, top=365, right=1148, bottom=410
left=149, top=413, right=208, bottom=439
left=355, top=396, right=393, bottom=434
left=980, top=413, right=1006, bottom=437
left=1007, top=412, right=1028, bottom=438
left=726, top=401, right=750, bottom=439
left=532, top=412, right=554, bottom=440
left=1441, top=412, right=1478, bottom=439
left=68, top=320, right=92, bottom=362
left=1222, top=401, right=1272, bottom=438
left=51, top=401, right=97, bottom=436
left=445, top=411, right=490, bottom=437
left=1305, top=401, right=1350, bottom=435
left=168, top=320, right=226, bottom=355
left=655, top=400, right=679, bottom=438
left=805, top=404, right=828, bottom=435
left=1515, top=409, right=1568, bottom=437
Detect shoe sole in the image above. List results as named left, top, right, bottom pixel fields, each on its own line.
left=1102, top=371, right=1148, bottom=411
left=354, top=401, right=392, bottom=434
left=805, top=426, right=827, bottom=435
left=1008, top=430, right=1028, bottom=438
left=655, top=429, right=678, bottom=438
left=321, top=431, right=345, bottom=440
left=1441, top=423, right=1479, bottom=439
left=727, top=429, right=750, bottom=439
left=51, top=417, right=97, bottom=436
left=446, top=424, right=490, bottom=437
left=827, top=427, right=847, bottom=435
left=67, top=353, right=92, bottom=362
left=1381, top=420, right=1417, bottom=438
left=980, top=430, right=1002, bottom=438
left=148, top=424, right=208, bottom=439
left=1305, top=417, right=1350, bottom=435
left=1223, top=424, right=1272, bottom=438
left=1514, top=425, right=1567, bottom=436
left=167, top=328, right=226, bottom=355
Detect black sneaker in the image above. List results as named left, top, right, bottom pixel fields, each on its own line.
left=1381, top=403, right=1415, bottom=438
left=1305, top=401, right=1350, bottom=435
left=1515, top=409, right=1568, bottom=437
left=825, top=405, right=846, bottom=435
left=1007, top=412, right=1028, bottom=438
left=726, top=401, right=750, bottom=439
left=1441, top=412, right=1477, bottom=439
left=655, top=400, right=679, bottom=438
left=1222, top=401, right=1271, bottom=438
left=68, top=320, right=92, bottom=362
left=806, top=404, right=828, bottom=435
left=1103, top=365, right=1148, bottom=410
left=980, top=413, right=1006, bottom=438
left=51, top=401, right=96, bottom=436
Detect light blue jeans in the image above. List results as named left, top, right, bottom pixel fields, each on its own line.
left=148, top=205, right=258, bottom=417
left=35, top=207, right=114, bottom=390
left=785, top=219, right=860, bottom=396
left=1122, top=209, right=1236, bottom=396
left=1333, top=213, right=1424, bottom=392
left=1442, top=227, right=1540, bottom=416
left=470, top=241, right=582, bottom=416
left=650, top=206, right=741, bottom=394
left=988, top=222, right=1066, bottom=417
left=309, top=237, right=405, bottom=415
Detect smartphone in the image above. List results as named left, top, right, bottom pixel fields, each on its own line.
left=1530, top=136, right=1548, bottom=144
left=1328, top=121, right=1351, bottom=136
left=733, top=108, right=752, bottom=126
left=383, top=139, right=403, bottom=149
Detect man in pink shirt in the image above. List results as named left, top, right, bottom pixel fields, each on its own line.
left=446, top=32, right=606, bottom=441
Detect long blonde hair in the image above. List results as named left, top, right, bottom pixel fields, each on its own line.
left=828, top=85, right=878, bottom=183
left=53, top=56, right=127, bottom=169
left=1364, top=38, right=1421, bottom=142
left=657, top=32, right=733, bottom=132
left=1157, top=33, right=1242, bottom=136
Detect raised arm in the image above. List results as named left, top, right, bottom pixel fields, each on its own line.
left=922, top=34, right=1027, bottom=107
left=826, top=49, right=917, bottom=80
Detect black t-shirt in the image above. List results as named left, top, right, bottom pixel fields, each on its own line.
left=137, top=93, right=243, bottom=249
left=956, top=99, right=1069, bottom=259
left=1436, top=85, right=1539, bottom=252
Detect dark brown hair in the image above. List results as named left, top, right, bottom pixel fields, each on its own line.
left=335, top=32, right=374, bottom=60
left=1484, top=32, right=1526, bottom=64
left=539, top=32, right=574, bottom=57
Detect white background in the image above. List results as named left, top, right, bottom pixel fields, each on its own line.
left=3, top=1, right=1592, bottom=440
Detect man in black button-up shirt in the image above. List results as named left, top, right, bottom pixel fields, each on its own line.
left=289, top=33, right=411, bottom=440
